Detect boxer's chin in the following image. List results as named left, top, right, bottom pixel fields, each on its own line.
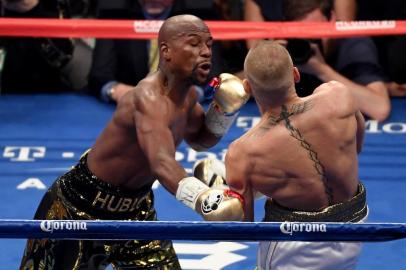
left=191, top=71, right=209, bottom=86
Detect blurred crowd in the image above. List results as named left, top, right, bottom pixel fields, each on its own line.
left=0, top=0, right=405, bottom=121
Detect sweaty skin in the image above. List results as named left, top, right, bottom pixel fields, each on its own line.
left=87, top=15, right=217, bottom=194
left=226, top=81, right=365, bottom=221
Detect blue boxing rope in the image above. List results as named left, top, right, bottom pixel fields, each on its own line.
left=1, top=220, right=406, bottom=242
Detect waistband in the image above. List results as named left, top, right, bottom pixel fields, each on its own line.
left=57, top=153, right=154, bottom=220
left=263, top=183, right=367, bottom=222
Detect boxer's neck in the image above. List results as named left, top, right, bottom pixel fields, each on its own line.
left=158, top=70, right=192, bottom=104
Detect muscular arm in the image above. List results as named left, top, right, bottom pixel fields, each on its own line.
left=225, top=142, right=254, bottom=221
left=135, top=90, right=187, bottom=194
left=185, top=102, right=222, bottom=151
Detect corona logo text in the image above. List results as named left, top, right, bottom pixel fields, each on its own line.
left=40, top=221, right=87, bottom=233
left=280, top=222, right=327, bottom=235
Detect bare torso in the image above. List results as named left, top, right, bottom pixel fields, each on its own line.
left=86, top=73, right=196, bottom=190
left=227, top=82, right=360, bottom=211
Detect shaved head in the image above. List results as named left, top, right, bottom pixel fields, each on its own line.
left=158, top=14, right=210, bottom=44
left=157, top=14, right=213, bottom=85
left=244, top=41, right=295, bottom=96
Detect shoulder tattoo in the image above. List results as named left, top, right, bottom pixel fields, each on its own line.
left=258, top=100, right=313, bottom=133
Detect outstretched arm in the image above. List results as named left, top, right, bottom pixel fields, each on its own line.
left=135, top=89, right=187, bottom=194
left=135, top=86, right=245, bottom=220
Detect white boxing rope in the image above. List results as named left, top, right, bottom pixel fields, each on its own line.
left=1, top=220, right=406, bottom=241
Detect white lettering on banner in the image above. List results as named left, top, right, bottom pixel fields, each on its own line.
left=336, top=20, right=396, bottom=31
left=40, top=220, right=87, bottom=233
left=280, top=222, right=327, bottom=235
left=17, top=178, right=46, bottom=190
left=236, top=116, right=261, bottom=131
left=365, top=120, right=406, bottom=134
left=3, top=146, right=46, bottom=161
left=133, top=20, right=163, bottom=33
left=174, top=242, right=248, bottom=270
left=365, top=120, right=382, bottom=133
left=382, top=123, right=406, bottom=134
left=236, top=117, right=406, bottom=134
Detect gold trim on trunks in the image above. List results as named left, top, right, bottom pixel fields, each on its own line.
left=264, top=183, right=367, bottom=222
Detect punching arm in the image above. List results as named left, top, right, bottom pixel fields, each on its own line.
left=134, top=89, right=187, bottom=194
left=204, top=73, right=250, bottom=138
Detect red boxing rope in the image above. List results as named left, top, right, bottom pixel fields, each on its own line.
left=0, top=18, right=405, bottom=39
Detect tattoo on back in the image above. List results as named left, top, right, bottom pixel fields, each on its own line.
left=259, top=101, right=334, bottom=205
left=259, top=101, right=312, bottom=131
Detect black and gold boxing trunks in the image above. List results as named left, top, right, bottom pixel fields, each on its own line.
left=263, top=183, right=367, bottom=222
left=20, top=153, right=181, bottom=270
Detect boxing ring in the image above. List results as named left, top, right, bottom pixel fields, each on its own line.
left=0, top=94, right=405, bottom=269
left=0, top=19, right=406, bottom=269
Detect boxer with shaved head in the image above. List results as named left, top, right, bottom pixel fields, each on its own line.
left=20, top=14, right=249, bottom=270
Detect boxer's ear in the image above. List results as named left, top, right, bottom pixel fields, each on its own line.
left=242, top=79, right=252, bottom=95
left=293, top=67, right=300, bottom=83
left=161, top=42, right=170, bottom=61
